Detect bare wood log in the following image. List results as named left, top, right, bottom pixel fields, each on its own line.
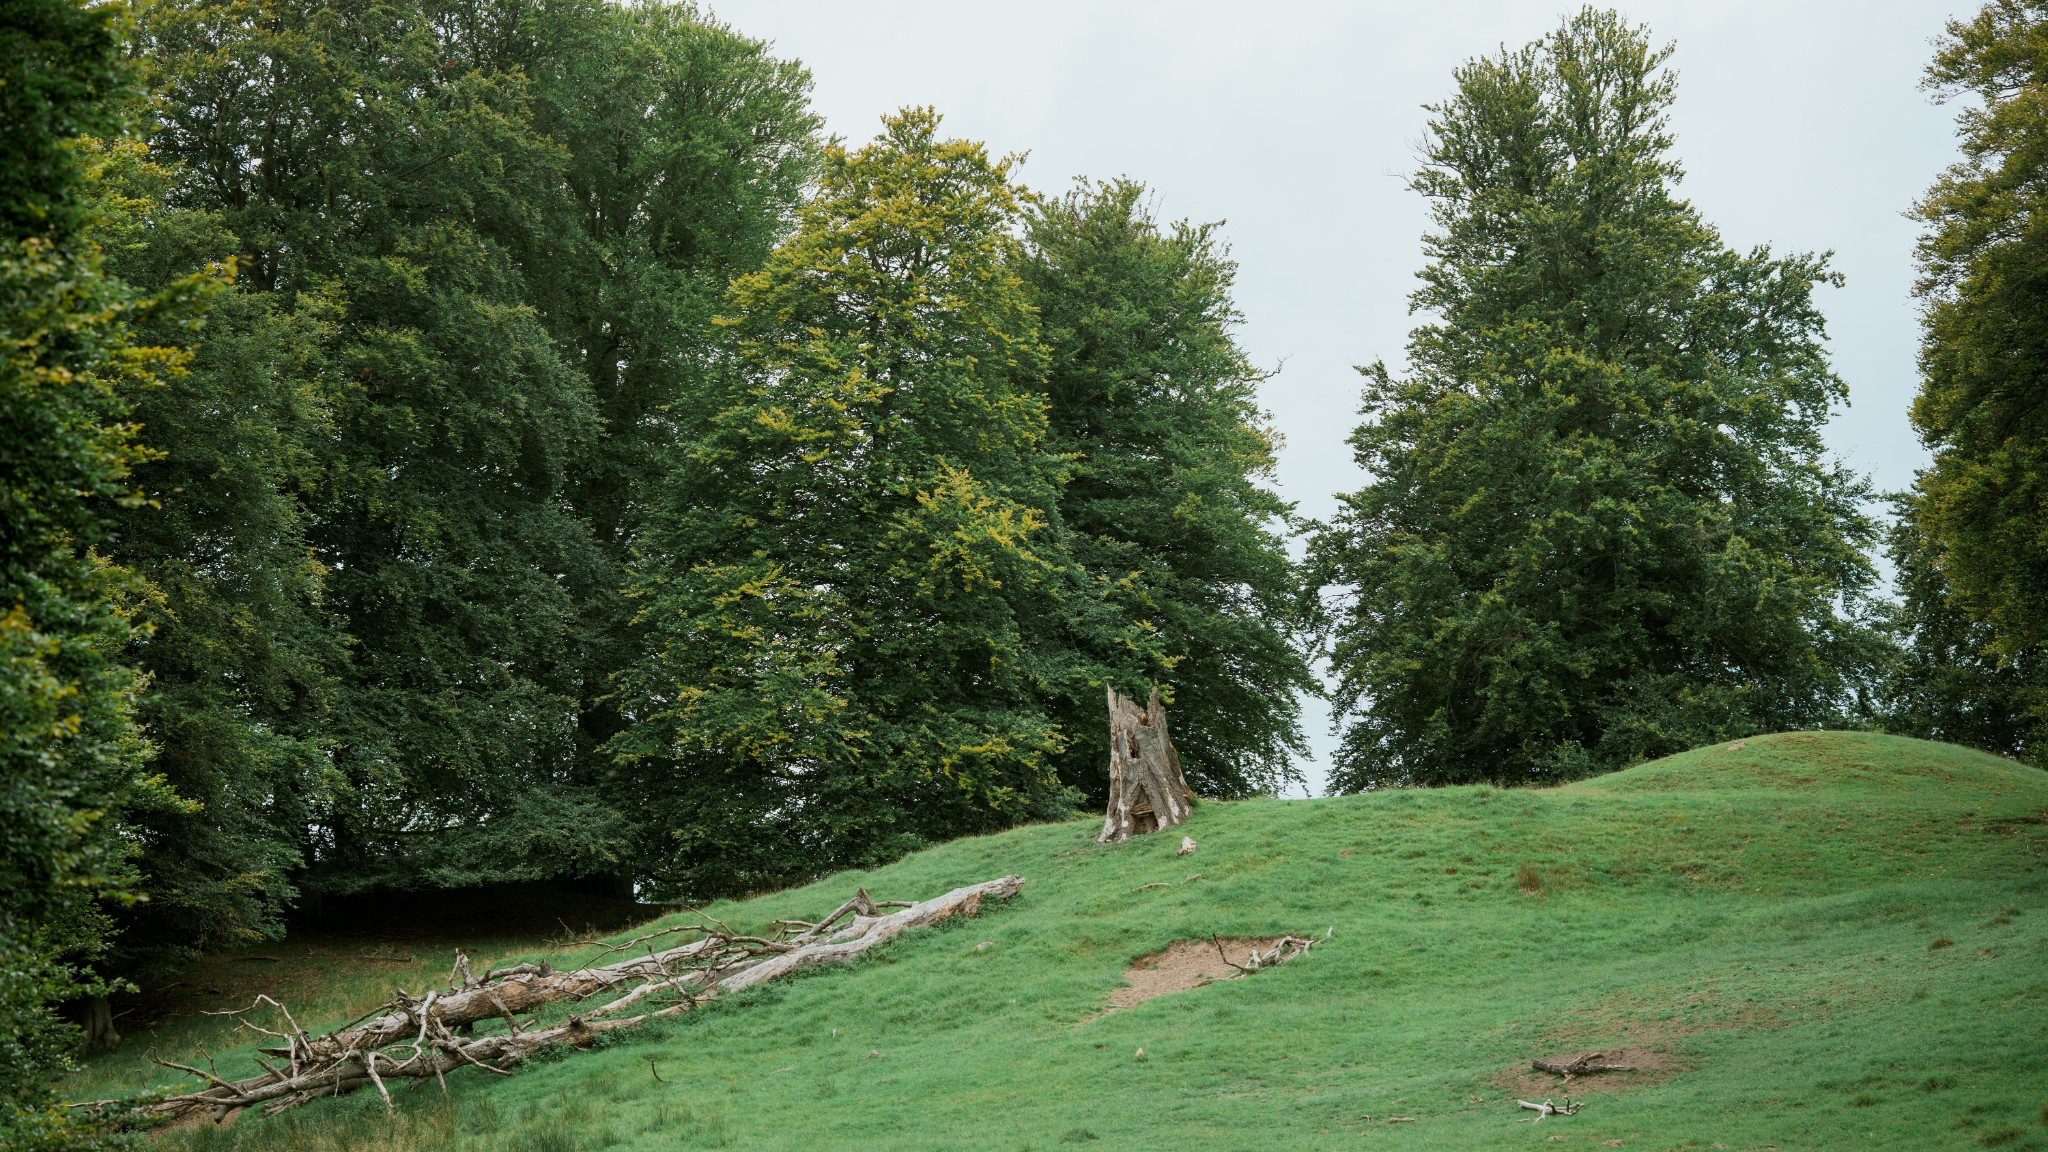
left=1531, top=1051, right=1636, bottom=1080
left=1516, top=1097, right=1582, bottom=1120
left=114, top=876, right=1022, bottom=1122
left=1098, top=686, right=1193, bottom=842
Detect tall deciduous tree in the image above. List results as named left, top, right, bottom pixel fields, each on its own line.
left=85, top=137, right=341, bottom=976
left=613, top=110, right=1155, bottom=896
left=521, top=2, right=819, bottom=775
left=129, top=0, right=823, bottom=900
left=1, top=0, right=187, bottom=1143
left=1022, top=180, right=1311, bottom=799
left=1880, top=495, right=2041, bottom=760
left=1895, top=1, right=2048, bottom=753
left=1306, top=9, right=1882, bottom=790
left=139, top=0, right=614, bottom=894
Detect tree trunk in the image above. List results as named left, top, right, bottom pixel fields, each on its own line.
left=121, top=877, right=1024, bottom=1122
left=1098, top=687, right=1193, bottom=842
left=81, top=994, right=119, bottom=1051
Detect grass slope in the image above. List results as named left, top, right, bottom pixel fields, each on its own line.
left=78, top=732, right=2048, bottom=1151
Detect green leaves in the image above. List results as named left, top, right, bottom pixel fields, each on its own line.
left=1, top=2, right=164, bottom=1143
left=1309, top=9, right=1882, bottom=790
left=1910, top=5, right=2048, bottom=645
left=1021, top=179, right=1312, bottom=799
left=614, top=110, right=1095, bottom=896
left=1887, top=1, right=2048, bottom=760
left=116, top=0, right=823, bottom=903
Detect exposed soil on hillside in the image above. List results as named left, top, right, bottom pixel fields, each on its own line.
left=1087, top=936, right=1291, bottom=1020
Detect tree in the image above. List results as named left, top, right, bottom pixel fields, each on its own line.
left=84, top=137, right=341, bottom=978
left=1897, top=1, right=2048, bottom=750
left=131, top=0, right=823, bottom=900
left=0, top=0, right=184, bottom=1143
left=1305, top=9, right=1882, bottom=790
left=138, top=0, right=614, bottom=895
left=1021, top=180, right=1311, bottom=799
left=612, top=109, right=1155, bottom=896
left=1880, top=495, right=2042, bottom=760
left=519, top=1, right=819, bottom=784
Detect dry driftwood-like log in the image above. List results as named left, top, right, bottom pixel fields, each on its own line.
left=1531, top=1051, right=1636, bottom=1080
left=1098, top=687, right=1193, bottom=842
left=1207, top=932, right=1323, bottom=976
left=1516, top=1096, right=1582, bottom=1120
left=114, top=876, right=1022, bottom=1122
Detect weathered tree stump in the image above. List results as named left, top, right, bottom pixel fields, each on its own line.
left=81, top=994, right=119, bottom=1051
left=1098, top=687, right=1193, bottom=842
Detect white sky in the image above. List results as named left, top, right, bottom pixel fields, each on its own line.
left=708, top=0, right=1968, bottom=794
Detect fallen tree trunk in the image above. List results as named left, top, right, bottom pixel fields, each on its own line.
left=1531, top=1051, right=1636, bottom=1080
left=1098, top=687, right=1193, bottom=842
left=117, top=876, right=1022, bottom=1122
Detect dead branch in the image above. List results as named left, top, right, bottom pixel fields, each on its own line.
left=1531, top=1051, right=1636, bottom=1080
left=1241, top=935, right=1317, bottom=969
left=1210, top=932, right=1321, bottom=978
left=118, top=875, right=1023, bottom=1121
left=1516, top=1097, right=1582, bottom=1120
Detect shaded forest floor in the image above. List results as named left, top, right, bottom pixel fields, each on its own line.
left=68, top=731, right=2048, bottom=1150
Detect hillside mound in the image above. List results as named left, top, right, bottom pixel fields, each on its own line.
left=1583, top=729, right=2033, bottom=794
left=72, top=733, right=2048, bottom=1152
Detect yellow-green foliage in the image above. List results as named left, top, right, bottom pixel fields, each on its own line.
left=77, top=732, right=2048, bottom=1150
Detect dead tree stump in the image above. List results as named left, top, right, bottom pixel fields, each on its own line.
left=1098, top=687, right=1193, bottom=842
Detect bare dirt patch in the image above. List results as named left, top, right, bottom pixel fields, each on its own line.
left=1491, top=1047, right=1681, bottom=1098
left=1088, top=937, right=1290, bottom=1019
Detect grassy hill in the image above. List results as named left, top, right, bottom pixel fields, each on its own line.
left=74, top=731, right=2048, bottom=1151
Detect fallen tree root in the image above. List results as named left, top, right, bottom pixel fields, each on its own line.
left=1531, top=1051, right=1636, bottom=1080
left=1208, top=931, right=1322, bottom=975
left=104, top=876, right=1022, bottom=1122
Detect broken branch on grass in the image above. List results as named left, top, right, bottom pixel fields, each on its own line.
left=1531, top=1051, right=1636, bottom=1080
left=114, top=875, right=1024, bottom=1122
left=1205, top=933, right=1321, bottom=979
left=1516, top=1097, right=1581, bottom=1120
left=1211, top=934, right=1253, bottom=975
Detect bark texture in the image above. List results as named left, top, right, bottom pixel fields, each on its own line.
left=1532, top=1051, right=1636, bottom=1079
left=114, top=876, right=1022, bottom=1122
left=1098, top=687, right=1193, bottom=842
left=81, top=995, right=120, bottom=1052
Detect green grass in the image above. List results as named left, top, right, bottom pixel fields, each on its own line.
left=72, top=731, right=2048, bottom=1150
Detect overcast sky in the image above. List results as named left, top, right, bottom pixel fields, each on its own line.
left=709, top=0, right=1969, bottom=793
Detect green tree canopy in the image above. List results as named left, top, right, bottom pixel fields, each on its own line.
left=612, top=109, right=1157, bottom=897
left=521, top=1, right=819, bottom=769
left=1306, top=8, right=1881, bottom=790
left=1, top=0, right=184, bottom=1143
left=130, top=0, right=818, bottom=898
left=1894, top=0, right=2048, bottom=753
left=1022, top=180, right=1311, bottom=799
left=139, top=0, right=611, bottom=894
left=1880, top=495, right=2040, bottom=760
left=83, top=137, right=340, bottom=977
